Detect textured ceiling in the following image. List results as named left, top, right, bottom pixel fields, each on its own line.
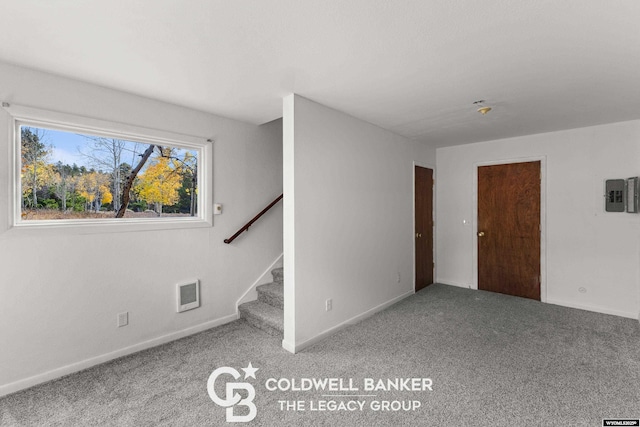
left=1, top=1, right=639, bottom=147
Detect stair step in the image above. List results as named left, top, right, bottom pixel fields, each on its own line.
left=257, top=282, right=284, bottom=310
left=271, top=267, right=284, bottom=283
left=239, top=300, right=283, bottom=337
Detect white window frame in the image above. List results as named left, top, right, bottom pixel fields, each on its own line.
left=7, top=104, right=213, bottom=234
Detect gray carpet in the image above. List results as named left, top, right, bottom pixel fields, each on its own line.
left=1, top=283, right=639, bottom=426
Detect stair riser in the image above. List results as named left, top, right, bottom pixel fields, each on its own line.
left=242, top=316, right=282, bottom=337
left=258, top=289, right=284, bottom=310
left=239, top=309, right=283, bottom=336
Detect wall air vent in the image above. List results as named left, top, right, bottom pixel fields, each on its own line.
left=177, top=280, right=200, bottom=313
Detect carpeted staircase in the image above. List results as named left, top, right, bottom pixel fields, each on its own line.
left=238, top=267, right=284, bottom=337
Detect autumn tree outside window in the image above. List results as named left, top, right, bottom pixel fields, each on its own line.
left=8, top=107, right=211, bottom=231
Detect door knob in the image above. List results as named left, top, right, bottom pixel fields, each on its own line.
left=478, top=231, right=485, bottom=237
left=416, top=233, right=422, bottom=238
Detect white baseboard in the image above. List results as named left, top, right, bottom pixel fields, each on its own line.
left=236, top=253, right=284, bottom=310
left=281, top=339, right=296, bottom=354
left=286, top=290, right=414, bottom=354
left=0, top=313, right=237, bottom=398
left=437, top=279, right=473, bottom=289
left=546, top=298, right=637, bottom=319
left=438, top=284, right=636, bottom=319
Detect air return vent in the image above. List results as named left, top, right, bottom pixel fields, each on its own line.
left=177, top=280, right=200, bottom=313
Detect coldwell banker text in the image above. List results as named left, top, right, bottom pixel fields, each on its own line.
left=265, top=377, right=433, bottom=413
left=265, top=377, right=433, bottom=392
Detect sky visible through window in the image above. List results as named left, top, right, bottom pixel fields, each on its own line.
left=48, top=129, right=96, bottom=166
left=43, top=128, right=154, bottom=171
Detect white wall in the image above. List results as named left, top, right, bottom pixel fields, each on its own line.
left=283, top=95, right=435, bottom=352
left=436, top=120, right=640, bottom=318
left=0, top=62, right=283, bottom=395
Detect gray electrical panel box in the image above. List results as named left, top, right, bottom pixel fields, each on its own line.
left=605, top=179, right=625, bottom=212
left=627, top=177, right=639, bottom=213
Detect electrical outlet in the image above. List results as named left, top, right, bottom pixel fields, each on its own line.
left=325, top=298, right=332, bottom=312
left=397, top=272, right=401, bottom=283
left=117, top=312, right=129, bottom=327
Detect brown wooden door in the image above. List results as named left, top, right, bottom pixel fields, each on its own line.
left=478, top=161, right=541, bottom=300
left=415, top=166, right=434, bottom=291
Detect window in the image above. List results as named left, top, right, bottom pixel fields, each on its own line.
left=8, top=105, right=211, bottom=230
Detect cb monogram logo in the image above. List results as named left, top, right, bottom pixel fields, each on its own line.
left=207, top=363, right=259, bottom=422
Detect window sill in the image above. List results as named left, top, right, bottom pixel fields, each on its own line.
left=5, top=216, right=212, bottom=237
